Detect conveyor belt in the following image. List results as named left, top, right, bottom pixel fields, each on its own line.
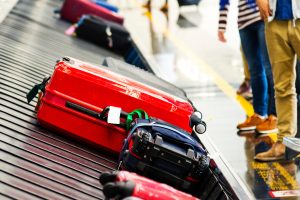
left=0, top=0, right=121, bottom=199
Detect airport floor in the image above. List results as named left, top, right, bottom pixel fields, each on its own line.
left=120, top=0, right=300, bottom=199
left=1, top=0, right=300, bottom=199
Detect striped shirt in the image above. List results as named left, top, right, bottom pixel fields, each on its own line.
left=218, top=0, right=262, bottom=32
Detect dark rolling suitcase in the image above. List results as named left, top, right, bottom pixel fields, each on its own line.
left=99, top=171, right=199, bottom=200
left=75, top=15, right=132, bottom=56
left=177, top=0, right=201, bottom=6
left=118, top=118, right=210, bottom=193
left=60, top=0, right=124, bottom=24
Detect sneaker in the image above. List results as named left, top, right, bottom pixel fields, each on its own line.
left=237, top=114, right=265, bottom=131
left=236, top=80, right=251, bottom=95
left=254, top=141, right=286, bottom=162
left=256, top=115, right=278, bottom=134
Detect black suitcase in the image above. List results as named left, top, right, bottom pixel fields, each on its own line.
left=75, top=15, right=132, bottom=56
left=177, top=0, right=201, bottom=6
left=118, top=118, right=209, bottom=193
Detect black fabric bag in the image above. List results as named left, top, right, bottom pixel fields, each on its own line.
left=75, top=15, right=132, bottom=56
left=118, top=118, right=209, bottom=193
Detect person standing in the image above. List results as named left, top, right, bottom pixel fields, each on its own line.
left=218, top=0, right=278, bottom=135
left=254, top=0, right=300, bottom=162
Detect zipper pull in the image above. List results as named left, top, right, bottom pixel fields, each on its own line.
left=106, top=26, right=113, bottom=48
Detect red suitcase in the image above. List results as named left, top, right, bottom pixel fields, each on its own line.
left=60, top=0, right=124, bottom=24
left=29, top=57, right=194, bottom=154
left=100, top=171, right=199, bottom=200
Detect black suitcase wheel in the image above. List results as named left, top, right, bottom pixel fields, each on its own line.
left=103, top=181, right=135, bottom=199
left=189, top=111, right=206, bottom=134
left=192, top=155, right=209, bottom=178
left=99, top=171, right=118, bottom=185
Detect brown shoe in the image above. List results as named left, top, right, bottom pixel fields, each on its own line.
left=160, top=3, right=168, bottom=12
left=237, top=114, right=265, bottom=131
left=236, top=80, right=251, bottom=95
left=254, top=141, right=286, bottom=162
left=256, top=115, right=278, bottom=134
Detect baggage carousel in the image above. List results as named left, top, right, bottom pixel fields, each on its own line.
left=1, top=0, right=299, bottom=199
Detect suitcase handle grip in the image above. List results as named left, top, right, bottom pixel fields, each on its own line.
left=66, top=101, right=102, bottom=119
left=65, top=101, right=128, bottom=126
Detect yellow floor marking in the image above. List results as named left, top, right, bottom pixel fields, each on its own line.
left=272, top=162, right=299, bottom=189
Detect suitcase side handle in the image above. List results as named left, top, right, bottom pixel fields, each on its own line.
left=26, top=75, right=51, bottom=103
left=65, top=101, right=128, bottom=128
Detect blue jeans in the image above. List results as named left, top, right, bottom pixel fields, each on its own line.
left=239, top=21, right=276, bottom=116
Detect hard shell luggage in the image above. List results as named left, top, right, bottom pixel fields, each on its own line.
left=118, top=118, right=209, bottom=193
left=60, top=0, right=124, bottom=24
left=95, top=0, right=119, bottom=13
left=99, top=171, right=199, bottom=200
left=75, top=15, right=131, bottom=56
left=177, top=0, right=201, bottom=6
left=27, top=57, right=196, bottom=154
left=102, top=57, right=185, bottom=97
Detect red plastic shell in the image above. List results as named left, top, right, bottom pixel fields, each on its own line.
left=116, top=171, right=199, bottom=200
left=37, top=58, right=194, bottom=154
left=60, top=0, right=124, bottom=24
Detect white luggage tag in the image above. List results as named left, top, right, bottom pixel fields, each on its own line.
left=107, top=106, right=121, bottom=124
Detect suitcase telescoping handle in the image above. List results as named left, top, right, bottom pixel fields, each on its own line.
left=65, top=101, right=128, bottom=120
left=65, top=101, right=148, bottom=130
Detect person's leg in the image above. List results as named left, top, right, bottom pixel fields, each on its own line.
left=269, top=20, right=297, bottom=142
left=290, top=19, right=300, bottom=137
left=256, top=22, right=276, bottom=116
left=239, top=24, right=268, bottom=117
left=255, top=21, right=278, bottom=134
left=295, top=60, right=300, bottom=95
left=237, top=23, right=268, bottom=131
left=237, top=47, right=252, bottom=96
left=255, top=20, right=296, bottom=162
left=242, top=47, right=251, bottom=82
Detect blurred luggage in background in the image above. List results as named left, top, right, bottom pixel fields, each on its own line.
left=75, top=15, right=131, bottom=56
left=60, top=0, right=124, bottom=24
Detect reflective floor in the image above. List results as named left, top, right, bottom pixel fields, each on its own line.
left=118, top=0, right=300, bottom=199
